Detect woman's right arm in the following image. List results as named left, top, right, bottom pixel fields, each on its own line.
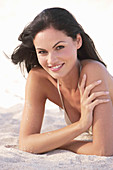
left=19, top=69, right=86, bottom=154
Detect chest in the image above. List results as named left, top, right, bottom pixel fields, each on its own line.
left=46, top=79, right=81, bottom=123
left=60, top=88, right=81, bottom=123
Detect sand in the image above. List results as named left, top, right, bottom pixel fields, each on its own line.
left=0, top=98, right=113, bottom=169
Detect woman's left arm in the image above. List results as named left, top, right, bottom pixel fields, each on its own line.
left=60, top=62, right=113, bottom=156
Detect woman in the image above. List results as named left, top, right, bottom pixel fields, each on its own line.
left=11, top=7, right=113, bottom=156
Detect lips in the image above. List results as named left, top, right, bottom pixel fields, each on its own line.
left=48, top=63, right=64, bottom=72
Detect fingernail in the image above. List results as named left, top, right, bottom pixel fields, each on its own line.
left=97, top=80, right=102, bottom=83
left=105, top=91, right=109, bottom=94
left=83, top=74, right=86, bottom=78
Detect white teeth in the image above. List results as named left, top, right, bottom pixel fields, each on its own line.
left=52, top=64, right=62, bottom=69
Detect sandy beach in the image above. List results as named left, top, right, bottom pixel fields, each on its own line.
left=0, top=0, right=113, bottom=169
left=0, top=97, right=113, bottom=170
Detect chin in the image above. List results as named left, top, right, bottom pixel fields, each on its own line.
left=46, top=69, right=67, bottom=79
left=50, top=73, right=66, bottom=79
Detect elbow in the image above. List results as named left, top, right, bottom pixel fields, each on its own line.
left=96, top=150, right=113, bottom=157
left=97, top=150, right=113, bottom=157
left=19, top=140, right=34, bottom=154
left=19, top=137, right=35, bottom=154
left=19, top=143, right=38, bottom=154
left=19, top=138, right=46, bottom=154
left=94, top=145, right=113, bottom=157
left=19, top=146, right=44, bottom=154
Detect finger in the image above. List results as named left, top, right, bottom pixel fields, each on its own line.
left=89, top=98, right=110, bottom=110
left=79, top=74, right=86, bottom=96
left=83, top=80, right=102, bottom=99
left=85, top=91, right=109, bottom=104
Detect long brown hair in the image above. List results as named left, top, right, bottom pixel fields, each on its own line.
left=11, top=7, right=106, bottom=74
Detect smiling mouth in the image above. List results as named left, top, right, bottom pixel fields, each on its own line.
left=48, top=63, right=64, bottom=71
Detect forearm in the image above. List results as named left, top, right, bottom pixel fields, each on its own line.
left=19, top=121, right=85, bottom=154
left=59, top=140, right=106, bottom=156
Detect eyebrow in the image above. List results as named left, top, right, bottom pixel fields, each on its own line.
left=52, top=41, right=66, bottom=48
left=36, top=41, right=66, bottom=50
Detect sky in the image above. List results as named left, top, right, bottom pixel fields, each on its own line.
left=0, top=0, right=113, bottom=107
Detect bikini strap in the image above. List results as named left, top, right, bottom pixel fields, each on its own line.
left=57, top=79, right=65, bottom=111
left=57, top=79, right=72, bottom=125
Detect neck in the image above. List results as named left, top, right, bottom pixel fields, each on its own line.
left=58, top=60, right=81, bottom=92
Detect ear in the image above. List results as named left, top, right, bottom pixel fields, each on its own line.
left=76, top=34, right=82, bottom=49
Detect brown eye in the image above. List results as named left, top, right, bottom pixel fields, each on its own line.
left=38, top=50, right=47, bottom=54
left=56, top=45, right=64, bottom=50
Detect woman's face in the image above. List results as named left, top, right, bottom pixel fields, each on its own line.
left=33, top=27, right=82, bottom=79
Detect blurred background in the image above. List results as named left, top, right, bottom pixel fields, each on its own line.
left=0, top=0, right=113, bottom=108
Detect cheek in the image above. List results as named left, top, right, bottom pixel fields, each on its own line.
left=64, top=48, right=77, bottom=60
left=37, top=57, right=46, bottom=66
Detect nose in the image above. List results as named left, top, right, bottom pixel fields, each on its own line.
left=47, top=52, right=57, bottom=65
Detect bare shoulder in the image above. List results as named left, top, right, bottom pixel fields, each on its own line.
left=26, top=67, right=59, bottom=103
left=28, top=67, right=49, bottom=84
left=28, top=67, right=56, bottom=85
left=79, top=59, right=113, bottom=101
left=80, top=60, right=108, bottom=79
left=26, top=67, right=48, bottom=99
left=80, top=59, right=112, bottom=88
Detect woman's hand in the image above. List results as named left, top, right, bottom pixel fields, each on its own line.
left=78, top=74, right=110, bottom=130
